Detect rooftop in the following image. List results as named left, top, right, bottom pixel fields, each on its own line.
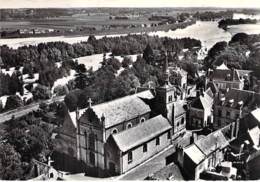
left=69, top=90, right=154, bottom=129
left=194, top=130, right=229, bottom=156
left=184, top=144, right=205, bottom=164
left=111, top=115, right=172, bottom=152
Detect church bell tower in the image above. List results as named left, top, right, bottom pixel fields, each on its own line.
left=155, top=51, right=176, bottom=124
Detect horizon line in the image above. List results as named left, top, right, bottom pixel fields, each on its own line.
left=1, top=6, right=260, bottom=10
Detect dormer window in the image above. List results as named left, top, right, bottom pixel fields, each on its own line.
left=238, top=101, right=243, bottom=107
left=228, top=99, right=234, bottom=107
left=112, top=128, right=118, bottom=134
left=221, top=97, right=226, bottom=106
left=140, top=117, right=145, bottom=123
left=127, top=123, right=132, bottom=129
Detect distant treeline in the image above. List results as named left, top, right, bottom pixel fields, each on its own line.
left=0, top=34, right=200, bottom=95
left=218, top=18, right=257, bottom=29
left=193, top=10, right=234, bottom=21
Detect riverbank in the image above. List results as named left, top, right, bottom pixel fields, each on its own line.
left=0, top=20, right=195, bottom=39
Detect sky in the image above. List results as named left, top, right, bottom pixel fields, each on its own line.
left=1, top=0, right=260, bottom=9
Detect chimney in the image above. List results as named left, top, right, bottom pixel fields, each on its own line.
left=101, top=113, right=105, bottom=126
left=76, top=107, right=79, bottom=122
left=221, top=97, right=226, bottom=105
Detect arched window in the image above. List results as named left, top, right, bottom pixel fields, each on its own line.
left=89, top=133, right=95, bottom=150
left=89, top=152, right=95, bottom=165
left=181, top=118, right=185, bottom=124
left=140, top=117, right=145, bottom=123
left=112, top=128, right=118, bottom=134
left=127, top=122, right=132, bottom=129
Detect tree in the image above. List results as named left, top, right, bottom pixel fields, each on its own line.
left=122, top=56, right=133, bottom=68
left=230, top=33, right=249, bottom=45
left=143, top=44, right=154, bottom=64
left=0, top=143, right=23, bottom=180
left=5, top=95, right=23, bottom=110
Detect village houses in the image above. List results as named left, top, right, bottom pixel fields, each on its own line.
left=206, top=62, right=252, bottom=92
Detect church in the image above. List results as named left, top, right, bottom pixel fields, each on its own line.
left=57, top=54, right=187, bottom=177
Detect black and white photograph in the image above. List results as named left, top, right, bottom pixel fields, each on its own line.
left=0, top=0, right=260, bottom=180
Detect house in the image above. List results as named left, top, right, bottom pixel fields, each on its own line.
left=57, top=54, right=187, bottom=176
left=213, top=89, right=260, bottom=130
left=206, top=62, right=251, bottom=92
left=177, top=130, right=229, bottom=180
left=188, top=88, right=214, bottom=129
left=169, top=66, right=188, bottom=91
left=105, top=115, right=172, bottom=175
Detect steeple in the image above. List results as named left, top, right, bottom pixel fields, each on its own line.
left=163, top=51, right=170, bottom=85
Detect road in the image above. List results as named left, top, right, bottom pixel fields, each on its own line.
left=0, top=96, right=65, bottom=123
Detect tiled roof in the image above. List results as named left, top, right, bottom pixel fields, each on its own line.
left=248, top=126, right=260, bottom=147
left=195, top=130, right=229, bottom=156
left=216, top=63, right=230, bottom=70
left=191, top=91, right=213, bottom=110
left=205, top=88, right=214, bottom=98
left=69, top=90, right=154, bottom=129
left=184, top=144, right=205, bottom=164
left=251, top=108, right=260, bottom=123
left=111, top=115, right=172, bottom=152
left=236, top=70, right=252, bottom=80
left=216, top=89, right=260, bottom=110
left=206, top=82, right=219, bottom=94
left=92, top=90, right=154, bottom=128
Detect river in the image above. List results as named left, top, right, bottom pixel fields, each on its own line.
left=1, top=20, right=260, bottom=51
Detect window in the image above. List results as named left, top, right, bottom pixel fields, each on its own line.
left=89, top=133, right=95, bottom=150
left=168, top=95, right=172, bottom=102
left=112, top=128, right=118, bottom=134
left=143, top=143, right=147, bottom=153
left=127, top=123, right=132, bottom=129
left=218, top=120, right=221, bottom=127
left=218, top=109, right=222, bottom=117
left=90, top=152, right=95, bottom=165
left=181, top=118, right=185, bottom=124
left=128, top=151, right=133, bottom=164
left=156, top=137, right=160, bottom=145
left=140, top=117, right=145, bottom=123
left=177, top=122, right=180, bottom=127
left=167, top=131, right=171, bottom=139
left=226, top=111, right=230, bottom=118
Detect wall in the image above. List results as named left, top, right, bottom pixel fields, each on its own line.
left=189, top=107, right=204, bottom=128
left=78, top=111, right=106, bottom=172
left=213, top=105, right=240, bottom=130
left=213, top=80, right=241, bottom=90
left=121, top=130, right=171, bottom=173
left=173, top=113, right=186, bottom=135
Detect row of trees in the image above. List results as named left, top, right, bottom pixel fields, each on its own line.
left=0, top=100, right=66, bottom=180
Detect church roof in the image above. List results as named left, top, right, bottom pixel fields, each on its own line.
left=111, top=115, right=172, bottom=152
left=92, top=90, right=153, bottom=128
left=68, top=90, right=154, bottom=129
